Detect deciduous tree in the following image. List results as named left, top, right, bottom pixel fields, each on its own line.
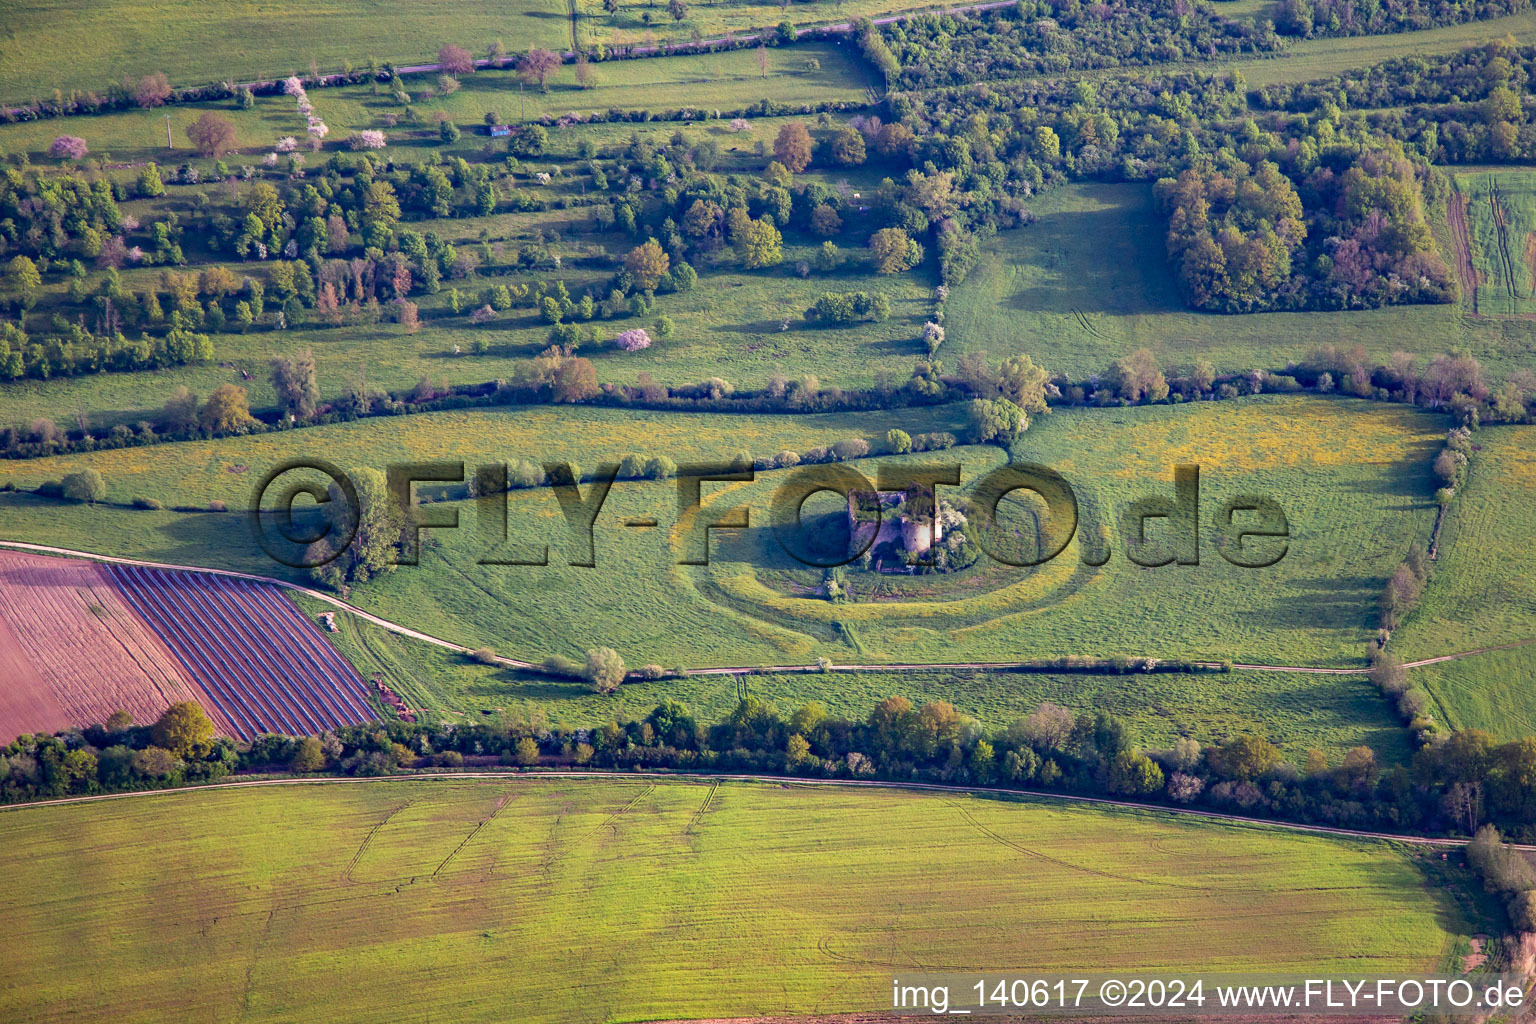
left=152, top=702, right=214, bottom=758
left=186, top=112, right=237, bottom=157
left=773, top=122, right=813, bottom=173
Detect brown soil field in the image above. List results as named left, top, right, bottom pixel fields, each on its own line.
left=0, top=551, right=234, bottom=740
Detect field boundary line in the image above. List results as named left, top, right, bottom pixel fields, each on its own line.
left=1, top=769, right=1530, bottom=850
left=0, top=540, right=1515, bottom=678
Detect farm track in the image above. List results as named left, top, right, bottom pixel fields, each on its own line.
left=1448, top=190, right=1479, bottom=314
left=4, top=770, right=1532, bottom=851
left=0, top=540, right=1517, bottom=679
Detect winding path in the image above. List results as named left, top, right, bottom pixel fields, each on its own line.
left=0, top=539, right=1520, bottom=679
left=1, top=768, right=1529, bottom=851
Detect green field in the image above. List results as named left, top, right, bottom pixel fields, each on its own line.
left=1394, top=425, right=1536, bottom=660
left=305, top=605, right=1414, bottom=762
left=0, top=778, right=1474, bottom=1022
left=1457, top=171, right=1536, bottom=317
left=0, top=44, right=873, bottom=162
left=0, top=396, right=1444, bottom=675
left=944, top=182, right=1536, bottom=380
left=0, top=245, right=931, bottom=432
left=0, top=0, right=907, bottom=103
left=1231, top=8, right=1536, bottom=90
left=0, top=0, right=569, bottom=102
left=1388, top=424, right=1536, bottom=737
left=0, top=403, right=968, bottom=507
left=1414, top=646, right=1536, bottom=739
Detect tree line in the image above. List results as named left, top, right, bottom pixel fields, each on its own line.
left=13, top=690, right=1536, bottom=843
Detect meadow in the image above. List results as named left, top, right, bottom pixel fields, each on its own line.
left=0, top=115, right=929, bottom=434
left=0, top=396, right=1442, bottom=676
left=0, top=240, right=932, bottom=431
left=308, top=604, right=1413, bottom=762
left=1457, top=170, right=1536, bottom=318
left=1413, top=646, right=1536, bottom=739
left=1229, top=8, right=1536, bottom=90
left=1393, top=424, right=1536, bottom=660
left=0, top=0, right=562, bottom=102
left=943, top=182, right=1536, bottom=381
left=0, top=402, right=969, bottom=505
left=0, top=0, right=904, bottom=102
left=0, top=44, right=873, bottom=161
left=0, top=778, right=1474, bottom=1022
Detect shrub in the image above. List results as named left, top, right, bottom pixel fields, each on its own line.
left=584, top=647, right=627, bottom=693
left=542, top=655, right=584, bottom=677
left=132, top=497, right=164, bottom=510
left=60, top=469, right=106, bottom=503
left=470, top=647, right=499, bottom=665
left=348, top=130, right=387, bottom=150
left=831, top=438, right=870, bottom=460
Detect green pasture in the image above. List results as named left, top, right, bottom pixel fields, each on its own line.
left=300, top=603, right=1413, bottom=762
left=0, top=397, right=1443, bottom=674
left=0, top=43, right=871, bottom=162
left=0, top=0, right=572, bottom=103
left=0, top=402, right=969, bottom=506
left=0, top=779, right=1473, bottom=1022
left=1413, top=646, right=1536, bottom=739
left=1457, top=171, right=1536, bottom=317
left=0, top=0, right=902, bottom=103
left=944, top=182, right=1536, bottom=381
left=1232, top=9, right=1536, bottom=90
left=1394, top=424, right=1536, bottom=661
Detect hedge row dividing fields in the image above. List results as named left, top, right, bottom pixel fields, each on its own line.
left=107, top=566, right=376, bottom=740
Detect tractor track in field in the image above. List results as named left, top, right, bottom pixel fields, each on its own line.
left=432, top=793, right=514, bottom=877
left=6, top=771, right=1534, bottom=852
left=1490, top=182, right=1523, bottom=306
left=342, top=800, right=413, bottom=882
left=0, top=541, right=1519, bottom=680
left=1448, top=189, right=1479, bottom=314
left=685, top=781, right=719, bottom=835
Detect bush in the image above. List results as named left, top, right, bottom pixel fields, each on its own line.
left=585, top=646, right=626, bottom=693
left=470, top=647, right=499, bottom=665
left=60, top=469, right=106, bottom=503
left=132, top=497, right=164, bottom=510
